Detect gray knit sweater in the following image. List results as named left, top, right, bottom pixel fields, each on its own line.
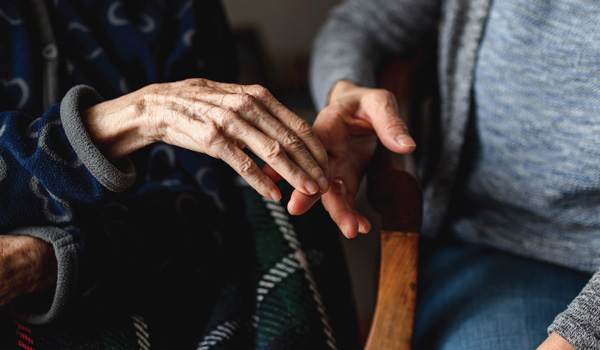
left=310, top=0, right=600, bottom=348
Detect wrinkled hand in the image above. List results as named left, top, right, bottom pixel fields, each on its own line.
left=0, top=235, right=57, bottom=307
left=83, top=79, right=329, bottom=201
left=287, top=80, right=416, bottom=238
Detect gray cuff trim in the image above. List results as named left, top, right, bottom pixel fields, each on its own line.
left=309, top=65, right=375, bottom=111
left=9, top=226, right=78, bottom=325
left=309, top=34, right=378, bottom=111
left=60, top=85, right=136, bottom=192
left=309, top=20, right=379, bottom=111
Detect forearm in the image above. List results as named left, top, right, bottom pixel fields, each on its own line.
left=0, top=235, right=57, bottom=307
left=7, top=226, right=87, bottom=325
left=309, top=0, right=441, bottom=110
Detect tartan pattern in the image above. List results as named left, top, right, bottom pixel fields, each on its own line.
left=1, top=180, right=359, bottom=350
left=0, top=0, right=359, bottom=348
left=9, top=312, right=140, bottom=350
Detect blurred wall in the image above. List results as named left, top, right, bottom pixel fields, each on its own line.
left=221, top=0, right=341, bottom=100
left=222, top=0, right=340, bottom=57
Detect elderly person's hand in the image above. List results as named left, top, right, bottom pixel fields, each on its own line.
left=0, top=236, right=57, bottom=307
left=286, top=80, right=416, bottom=238
left=83, top=79, right=330, bottom=201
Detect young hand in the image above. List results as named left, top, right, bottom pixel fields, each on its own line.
left=287, top=80, right=416, bottom=238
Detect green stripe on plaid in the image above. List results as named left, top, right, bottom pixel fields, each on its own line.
left=1, top=172, right=359, bottom=350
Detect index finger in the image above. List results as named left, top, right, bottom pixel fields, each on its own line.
left=241, top=84, right=330, bottom=181
left=204, top=81, right=330, bottom=191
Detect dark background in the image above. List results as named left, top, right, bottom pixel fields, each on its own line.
left=222, top=0, right=381, bottom=344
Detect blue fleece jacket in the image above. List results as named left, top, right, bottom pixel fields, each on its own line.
left=0, top=0, right=236, bottom=324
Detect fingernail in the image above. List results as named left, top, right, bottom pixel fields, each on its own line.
left=318, top=176, right=329, bottom=192
left=305, top=180, right=319, bottom=195
left=270, top=189, right=281, bottom=201
left=396, top=135, right=416, bottom=148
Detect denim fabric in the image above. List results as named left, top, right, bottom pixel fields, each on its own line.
left=413, top=239, right=591, bottom=350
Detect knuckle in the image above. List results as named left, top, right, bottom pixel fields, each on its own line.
left=193, top=78, right=208, bottom=86
left=214, top=107, right=237, bottom=126
left=291, top=118, right=313, bottom=137
left=248, top=84, right=271, bottom=100
left=365, top=88, right=395, bottom=106
left=237, top=157, right=255, bottom=177
left=383, top=117, right=409, bottom=134
left=183, top=78, right=207, bottom=88
left=282, top=132, right=303, bottom=150
left=204, top=124, right=224, bottom=146
left=263, top=140, right=284, bottom=161
left=235, top=92, right=256, bottom=110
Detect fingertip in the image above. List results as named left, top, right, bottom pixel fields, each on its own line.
left=318, top=176, right=329, bottom=193
left=358, top=221, right=371, bottom=234
left=339, top=217, right=360, bottom=238
left=269, top=188, right=282, bottom=201
left=395, top=135, right=417, bottom=151
left=340, top=225, right=357, bottom=239
left=287, top=200, right=300, bottom=215
left=305, top=180, right=320, bottom=195
left=287, top=190, right=319, bottom=215
left=379, top=134, right=416, bottom=155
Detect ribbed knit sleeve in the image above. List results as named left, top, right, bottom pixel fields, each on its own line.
left=309, top=0, right=440, bottom=110
left=548, top=271, right=600, bottom=350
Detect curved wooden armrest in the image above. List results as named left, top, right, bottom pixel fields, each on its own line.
left=363, top=146, right=422, bottom=350
left=362, top=31, right=435, bottom=349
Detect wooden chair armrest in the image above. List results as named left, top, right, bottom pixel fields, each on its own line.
left=363, top=147, right=422, bottom=350
left=362, top=31, right=436, bottom=349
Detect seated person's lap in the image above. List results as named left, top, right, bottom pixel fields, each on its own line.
left=413, top=238, right=590, bottom=350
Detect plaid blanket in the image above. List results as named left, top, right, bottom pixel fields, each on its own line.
left=1, top=181, right=360, bottom=350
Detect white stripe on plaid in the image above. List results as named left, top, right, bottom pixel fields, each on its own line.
left=261, top=198, right=337, bottom=350
left=196, top=321, right=239, bottom=350
left=131, top=314, right=150, bottom=350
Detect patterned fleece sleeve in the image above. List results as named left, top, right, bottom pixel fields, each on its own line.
left=548, top=271, right=600, bottom=350
left=309, top=0, right=441, bottom=110
left=1, top=85, right=136, bottom=324
left=0, top=85, right=135, bottom=228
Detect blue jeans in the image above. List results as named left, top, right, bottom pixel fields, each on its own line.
left=412, top=239, right=591, bottom=350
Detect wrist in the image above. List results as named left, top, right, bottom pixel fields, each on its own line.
left=537, top=333, right=575, bottom=350
left=328, top=80, right=360, bottom=105
left=82, top=87, right=153, bottom=161
left=0, top=236, right=57, bottom=304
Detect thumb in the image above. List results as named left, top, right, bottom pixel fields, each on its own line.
left=364, top=90, right=416, bottom=154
